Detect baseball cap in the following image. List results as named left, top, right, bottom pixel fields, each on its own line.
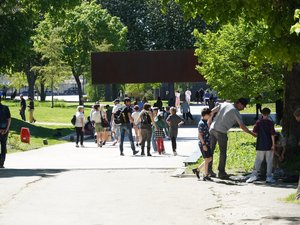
left=238, top=98, right=249, bottom=107
left=124, top=97, right=131, bottom=102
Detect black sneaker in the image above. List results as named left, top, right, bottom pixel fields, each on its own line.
left=192, top=168, right=200, bottom=179
left=147, top=153, right=152, bottom=156
left=103, top=141, right=106, bottom=145
left=120, top=152, right=124, bottom=156
left=209, top=171, right=216, bottom=178
left=203, top=176, right=213, bottom=181
left=133, top=150, right=139, bottom=155
left=218, top=172, right=229, bottom=179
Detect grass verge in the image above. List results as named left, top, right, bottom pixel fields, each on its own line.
left=281, top=193, right=300, bottom=204
left=187, top=131, right=257, bottom=174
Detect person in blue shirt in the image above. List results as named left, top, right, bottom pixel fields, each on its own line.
left=193, top=108, right=213, bottom=181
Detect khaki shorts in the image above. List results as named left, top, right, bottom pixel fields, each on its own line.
left=95, top=123, right=104, bottom=132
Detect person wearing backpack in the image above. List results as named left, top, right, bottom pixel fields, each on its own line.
left=0, top=98, right=11, bottom=168
left=111, top=99, right=121, bottom=146
left=138, top=103, right=154, bottom=156
left=119, top=97, right=139, bottom=156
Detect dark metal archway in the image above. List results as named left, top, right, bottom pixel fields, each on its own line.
left=91, top=50, right=204, bottom=84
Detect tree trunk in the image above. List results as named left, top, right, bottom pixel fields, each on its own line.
left=105, top=84, right=111, bottom=101
left=168, top=82, right=175, bottom=101
left=25, top=64, right=36, bottom=99
left=296, top=173, right=300, bottom=200
left=74, top=73, right=83, bottom=105
left=40, top=83, right=46, bottom=101
left=282, top=64, right=300, bottom=166
left=111, top=84, right=118, bottom=100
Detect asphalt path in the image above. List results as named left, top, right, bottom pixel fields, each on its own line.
left=0, top=109, right=299, bottom=225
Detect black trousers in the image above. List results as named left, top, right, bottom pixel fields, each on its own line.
left=183, top=112, right=193, bottom=120
left=75, top=127, right=84, bottom=145
left=171, top=137, right=177, bottom=152
left=0, top=133, right=8, bottom=167
left=20, top=108, right=26, bottom=121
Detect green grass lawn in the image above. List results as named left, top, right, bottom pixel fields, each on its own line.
left=241, top=103, right=276, bottom=114
left=188, top=131, right=257, bottom=174
left=2, top=100, right=79, bottom=153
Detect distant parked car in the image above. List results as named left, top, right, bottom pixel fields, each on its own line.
left=63, top=87, right=78, bottom=95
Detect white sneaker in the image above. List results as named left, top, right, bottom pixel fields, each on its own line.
left=246, top=175, right=257, bottom=183
left=266, top=177, right=276, bottom=183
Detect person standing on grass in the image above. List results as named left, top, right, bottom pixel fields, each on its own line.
left=166, top=107, right=184, bottom=156
left=246, top=108, right=276, bottom=183
left=75, top=105, right=85, bottom=148
left=209, top=98, right=256, bottom=179
left=0, top=98, right=11, bottom=168
left=19, top=94, right=26, bottom=121
left=193, top=108, right=213, bottom=181
left=28, top=97, right=36, bottom=123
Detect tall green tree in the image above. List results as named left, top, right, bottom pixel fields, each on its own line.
left=98, top=0, right=207, bottom=99
left=0, top=0, right=81, bottom=98
left=33, top=1, right=127, bottom=105
left=163, top=0, right=300, bottom=168
left=194, top=18, right=283, bottom=100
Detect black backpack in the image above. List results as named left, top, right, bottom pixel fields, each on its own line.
left=71, top=115, right=76, bottom=126
left=140, top=111, right=151, bottom=129
left=114, top=108, right=127, bottom=125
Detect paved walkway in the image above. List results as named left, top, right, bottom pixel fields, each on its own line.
left=0, top=108, right=298, bottom=225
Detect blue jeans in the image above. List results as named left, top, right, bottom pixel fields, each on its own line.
left=119, top=123, right=136, bottom=153
left=151, top=131, right=157, bottom=152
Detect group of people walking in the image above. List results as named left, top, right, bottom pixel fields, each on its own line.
left=73, top=97, right=185, bottom=156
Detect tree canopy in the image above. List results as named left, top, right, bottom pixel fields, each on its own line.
left=194, top=18, right=283, bottom=101
left=33, top=1, right=127, bottom=104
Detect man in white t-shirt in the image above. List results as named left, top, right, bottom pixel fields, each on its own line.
left=209, top=98, right=255, bottom=179
left=185, top=89, right=192, bottom=104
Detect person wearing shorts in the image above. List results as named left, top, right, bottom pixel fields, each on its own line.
left=92, top=104, right=104, bottom=147
left=193, top=108, right=213, bottom=181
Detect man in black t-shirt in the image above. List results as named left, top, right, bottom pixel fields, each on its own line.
left=119, top=98, right=139, bottom=156
left=0, top=99, right=11, bottom=168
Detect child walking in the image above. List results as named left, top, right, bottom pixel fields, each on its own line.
left=154, top=112, right=167, bottom=154
left=246, top=107, right=276, bottom=183
left=192, top=108, right=213, bottom=181
left=166, top=107, right=184, bottom=156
